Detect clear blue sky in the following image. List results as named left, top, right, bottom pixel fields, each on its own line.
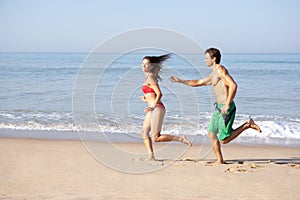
left=0, top=0, right=299, bottom=53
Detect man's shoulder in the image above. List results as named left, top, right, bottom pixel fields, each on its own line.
left=216, top=64, right=227, bottom=70
left=216, top=64, right=228, bottom=74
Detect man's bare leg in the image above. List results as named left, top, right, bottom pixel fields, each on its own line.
left=208, top=132, right=224, bottom=165
left=221, top=118, right=262, bottom=144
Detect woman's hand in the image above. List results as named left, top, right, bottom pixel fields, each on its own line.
left=144, top=107, right=154, bottom=113
left=139, top=96, right=147, bottom=102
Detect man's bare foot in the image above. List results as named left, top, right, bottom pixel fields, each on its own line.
left=181, top=135, right=192, bottom=147
left=205, top=160, right=224, bottom=166
left=248, top=118, right=262, bottom=133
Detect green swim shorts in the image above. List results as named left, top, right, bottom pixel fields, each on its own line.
left=207, top=102, right=236, bottom=141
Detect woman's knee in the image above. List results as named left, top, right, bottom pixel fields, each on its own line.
left=152, top=133, right=160, bottom=142
left=141, top=127, right=150, bottom=139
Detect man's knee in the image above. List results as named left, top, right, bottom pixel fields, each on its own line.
left=220, top=140, right=228, bottom=144
left=207, top=132, right=217, bottom=140
left=220, top=138, right=230, bottom=144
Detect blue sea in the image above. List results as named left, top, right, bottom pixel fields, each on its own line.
left=0, top=52, right=299, bottom=146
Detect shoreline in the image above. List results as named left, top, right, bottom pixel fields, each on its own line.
left=0, top=137, right=299, bottom=199
left=0, top=128, right=300, bottom=148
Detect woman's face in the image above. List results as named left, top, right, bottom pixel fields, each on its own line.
left=142, top=58, right=151, bottom=72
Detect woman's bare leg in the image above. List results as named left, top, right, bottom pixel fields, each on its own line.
left=151, top=108, right=192, bottom=146
left=141, top=112, right=155, bottom=160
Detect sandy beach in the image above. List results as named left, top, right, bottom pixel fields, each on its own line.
left=0, top=137, right=299, bottom=200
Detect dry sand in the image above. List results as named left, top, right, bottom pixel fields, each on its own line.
left=0, top=137, right=299, bottom=199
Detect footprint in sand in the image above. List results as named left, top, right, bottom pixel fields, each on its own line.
left=131, top=158, right=166, bottom=166
left=225, top=166, right=249, bottom=173
left=288, top=164, right=300, bottom=169
left=224, top=163, right=265, bottom=173
left=245, top=162, right=265, bottom=169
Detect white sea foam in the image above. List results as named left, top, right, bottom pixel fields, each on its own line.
left=0, top=111, right=299, bottom=141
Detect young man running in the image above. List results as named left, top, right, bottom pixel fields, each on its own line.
left=170, top=48, right=262, bottom=165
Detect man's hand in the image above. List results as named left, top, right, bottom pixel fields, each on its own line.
left=169, top=76, right=182, bottom=83
left=221, top=104, right=229, bottom=115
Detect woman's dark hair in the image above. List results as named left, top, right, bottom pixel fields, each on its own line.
left=143, top=53, right=171, bottom=81
left=204, top=48, right=221, bottom=64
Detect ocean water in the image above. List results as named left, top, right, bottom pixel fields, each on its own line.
left=0, top=52, right=299, bottom=146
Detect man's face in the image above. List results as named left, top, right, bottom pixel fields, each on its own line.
left=205, top=53, right=215, bottom=67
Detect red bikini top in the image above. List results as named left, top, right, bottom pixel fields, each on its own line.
left=142, top=85, right=155, bottom=94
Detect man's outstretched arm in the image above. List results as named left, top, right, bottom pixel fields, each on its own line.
left=169, top=75, right=212, bottom=87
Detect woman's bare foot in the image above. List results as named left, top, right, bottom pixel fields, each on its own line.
left=147, top=153, right=156, bottom=161
left=206, top=160, right=224, bottom=166
left=181, top=135, right=192, bottom=147
left=248, top=119, right=262, bottom=132
left=147, top=156, right=156, bottom=161
left=139, top=156, right=156, bottom=161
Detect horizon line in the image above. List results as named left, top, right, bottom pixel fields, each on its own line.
left=1, top=51, right=300, bottom=54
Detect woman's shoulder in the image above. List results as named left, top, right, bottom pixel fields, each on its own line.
left=146, top=74, right=158, bottom=84
left=146, top=81, right=158, bottom=87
